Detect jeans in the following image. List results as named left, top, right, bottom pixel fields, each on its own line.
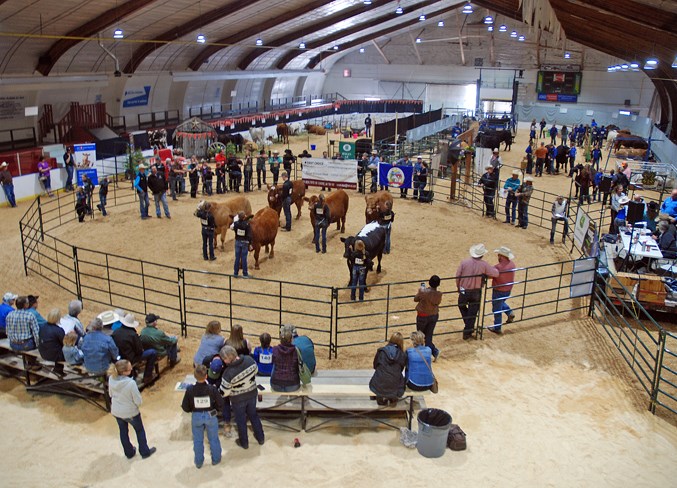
left=99, top=194, right=107, bottom=216
left=550, top=217, right=568, bottom=242
left=179, top=176, right=185, bottom=194
left=229, top=172, right=241, bottom=192
left=483, top=192, right=495, bottom=216
left=491, top=290, right=512, bottom=328
left=10, top=338, right=37, bottom=351
left=153, top=192, right=170, bottom=217
left=526, top=155, right=533, bottom=174
left=234, top=240, right=249, bottom=276
left=191, top=411, right=221, bottom=466
left=244, top=169, right=252, bottom=192
left=232, top=397, right=265, bottom=449
left=165, top=343, right=178, bottom=363
left=416, top=314, right=439, bottom=357
left=205, top=181, right=213, bottom=195
left=282, top=196, right=292, bottom=230
left=66, top=165, right=74, bottom=190
left=115, top=414, right=151, bottom=458
left=271, top=167, right=279, bottom=185
left=202, top=228, right=215, bottom=259
left=350, top=266, right=366, bottom=300
left=2, top=183, right=16, bottom=207
left=535, top=158, right=544, bottom=176
left=518, top=201, right=529, bottom=228
left=138, top=191, right=150, bottom=218
left=216, top=175, right=226, bottom=194
left=169, top=176, right=177, bottom=199
left=257, top=168, right=266, bottom=189
left=314, top=225, right=327, bottom=252
left=418, top=181, right=427, bottom=201
left=505, top=195, right=517, bottom=223
left=458, top=289, right=481, bottom=335
left=383, top=223, right=392, bottom=253
left=140, top=348, right=157, bottom=381
left=190, top=178, right=198, bottom=198
left=271, top=382, right=300, bottom=392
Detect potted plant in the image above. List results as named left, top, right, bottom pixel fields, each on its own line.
left=125, top=147, right=145, bottom=180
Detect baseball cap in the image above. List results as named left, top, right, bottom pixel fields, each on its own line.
left=208, top=357, right=224, bottom=380
left=3, top=292, right=18, bottom=302
left=145, top=313, right=160, bottom=324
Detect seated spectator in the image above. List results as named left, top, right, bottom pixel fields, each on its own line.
left=59, top=299, right=85, bottom=339
left=405, top=331, right=434, bottom=391
left=290, top=325, right=316, bottom=374
left=62, top=331, right=84, bottom=365
left=6, top=296, right=41, bottom=369
left=0, top=292, right=17, bottom=339
left=225, top=324, right=251, bottom=356
left=27, top=295, right=47, bottom=330
left=82, top=317, right=119, bottom=376
left=655, top=219, right=677, bottom=259
left=270, top=324, right=300, bottom=392
left=38, top=308, right=65, bottom=374
left=369, top=332, right=406, bottom=406
left=97, top=310, right=120, bottom=332
left=112, top=313, right=157, bottom=386
left=252, top=332, right=273, bottom=377
left=194, top=320, right=225, bottom=367
left=140, top=314, right=180, bottom=366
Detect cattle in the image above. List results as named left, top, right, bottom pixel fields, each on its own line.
left=289, top=122, right=302, bottom=135
left=303, top=190, right=350, bottom=244
left=276, top=123, right=290, bottom=144
left=613, top=130, right=648, bottom=151
left=248, top=127, right=265, bottom=147
left=217, top=133, right=245, bottom=152
left=365, top=191, right=394, bottom=224
left=248, top=207, right=279, bottom=270
left=476, top=130, right=513, bottom=151
left=305, top=124, right=327, bottom=135
left=196, top=196, right=252, bottom=250
left=267, top=180, right=306, bottom=221
left=341, top=222, right=386, bottom=289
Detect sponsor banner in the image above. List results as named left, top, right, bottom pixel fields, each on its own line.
left=339, top=141, right=355, bottom=159
left=302, top=158, right=357, bottom=189
left=123, top=86, right=151, bottom=108
left=573, top=207, right=590, bottom=251
left=73, top=143, right=96, bottom=168
left=76, top=168, right=99, bottom=186
left=377, top=163, right=414, bottom=189
left=537, top=93, right=578, bottom=103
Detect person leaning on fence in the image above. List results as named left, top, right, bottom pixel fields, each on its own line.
left=108, top=359, right=157, bottom=460
left=456, top=244, right=500, bottom=341
left=478, top=165, right=498, bottom=218
left=369, top=332, right=406, bottom=406
left=195, top=201, right=217, bottom=261
left=489, top=247, right=516, bottom=334
left=503, top=169, right=521, bottom=225
left=0, top=161, right=17, bottom=208
left=414, top=275, right=442, bottom=361
left=270, top=324, right=301, bottom=392
left=405, top=331, right=434, bottom=391
left=182, top=364, right=224, bottom=468
left=140, top=314, right=180, bottom=367
left=550, top=196, right=569, bottom=245
left=269, top=150, right=281, bottom=186
left=515, top=177, right=533, bottom=229
left=256, top=150, right=267, bottom=190
left=63, top=147, right=75, bottom=192
left=81, top=317, right=120, bottom=376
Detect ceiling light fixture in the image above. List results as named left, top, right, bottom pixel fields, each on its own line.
left=462, top=2, right=473, bottom=14
left=256, top=38, right=263, bottom=46
left=333, top=45, right=339, bottom=50
left=438, top=20, right=444, bottom=27
left=488, top=26, right=494, bottom=32
left=363, top=0, right=372, bottom=4
left=518, top=35, right=525, bottom=41
left=196, top=34, right=206, bottom=44
left=499, top=24, right=507, bottom=32
left=419, top=14, right=426, bottom=21
left=299, top=42, right=306, bottom=49
left=672, top=56, right=677, bottom=68
left=113, top=29, right=124, bottom=39
left=564, top=51, right=571, bottom=59
left=416, top=38, right=422, bottom=43
left=484, top=16, right=493, bottom=24
left=395, top=4, right=403, bottom=14
left=510, top=30, right=518, bottom=38
left=644, top=58, right=658, bottom=69
left=621, top=63, right=629, bottom=71
left=359, top=47, right=365, bottom=53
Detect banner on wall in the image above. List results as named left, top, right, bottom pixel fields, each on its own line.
left=0, top=95, right=25, bottom=120
left=537, top=93, right=578, bottom=103
left=377, top=163, right=414, bottom=189
left=123, top=86, right=151, bottom=108
left=302, top=158, right=357, bottom=189
left=73, top=143, right=96, bottom=168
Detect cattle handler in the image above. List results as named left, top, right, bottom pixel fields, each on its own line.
left=196, top=202, right=216, bottom=261
left=231, top=211, right=252, bottom=278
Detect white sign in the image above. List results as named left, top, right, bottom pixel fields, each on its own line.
left=573, top=207, right=590, bottom=251
left=73, top=143, right=96, bottom=168
left=302, top=158, right=357, bottom=190
left=570, top=257, right=596, bottom=298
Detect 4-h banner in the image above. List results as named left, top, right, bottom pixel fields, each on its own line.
left=377, top=163, right=414, bottom=188
left=302, top=158, right=357, bottom=189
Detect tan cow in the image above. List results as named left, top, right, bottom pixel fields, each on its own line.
left=196, top=196, right=252, bottom=250
left=303, top=190, right=349, bottom=244
left=249, top=207, right=279, bottom=269
left=365, top=191, right=394, bottom=223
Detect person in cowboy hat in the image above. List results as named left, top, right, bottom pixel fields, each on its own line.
left=489, top=247, right=517, bottom=334
left=489, top=148, right=503, bottom=179
left=112, top=313, right=158, bottom=385
left=368, top=150, right=380, bottom=193
left=455, top=244, right=499, bottom=340
left=133, top=163, right=151, bottom=220
left=0, top=161, right=17, bottom=208
left=503, top=169, right=521, bottom=224
left=614, top=195, right=631, bottom=231
left=478, top=165, right=498, bottom=217
left=269, top=150, right=282, bottom=186
left=515, top=176, right=534, bottom=229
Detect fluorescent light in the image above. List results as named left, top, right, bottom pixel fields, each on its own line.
left=395, top=5, right=403, bottom=14
left=499, top=24, right=507, bottom=32
left=462, top=2, right=473, bottom=14
left=518, top=35, right=525, bottom=42
left=484, top=16, right=493, bottom=24
left=333, top=45, right=339, bottom=50
left=365, top=97, right=381, bottom=101
left=438, top=20, right=444, bottom=27
left=416, top=38, right=422, bottom=43
left=564, top=51, right=571, bottom=59
left=619, top=110, right=631, bottom=116
left=299, top=42, right=306, bottom=49
left=607, top=66, right=614, bottom=72
left=419, top=14, right=426, bottom=21
left=256, top=38, right=263, bottom=46
left=672, top=56, right=677, bottom=68
left=488, top=26, right=493, bottom=32
left=630, top=61, right=639, bottom=69
left=363, top=0, right=372, bottom=4
left=113, top=29, right=124, bottom=39
left=196, top=34, right=206, bottom=44
left=510, top=31, right=517, bottom=38
left=644, top=59, right=657, bottom=70
left=359, top=48, right=365, bottom=53
left=621, top=63, right=629, bottom=70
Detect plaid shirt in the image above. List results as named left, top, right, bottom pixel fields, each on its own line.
left=6, top=309, right=40, bottom=345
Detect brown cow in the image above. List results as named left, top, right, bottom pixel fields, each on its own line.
left=248, top=207, right=279, bottom=269
left=303, top=190, right=350, bottom=244
left=276, top=123, right=289, bottom=144
left=305, top=124, right=327, bottom=136
left=267, top=180, right=306, bottom=221
left=365, top=191, right=394, bottom=223
left=196, top=196, right=252, bottom=250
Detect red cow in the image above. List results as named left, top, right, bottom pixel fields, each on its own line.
left=267, top=180, right=306, bottom=221
left=248, top=207, right=279, bottom=269
left=365, top=191, right=394, bottom=223
left=276, top=123, right=290, bottom=144
left=303, top=190, right=350, bottom=244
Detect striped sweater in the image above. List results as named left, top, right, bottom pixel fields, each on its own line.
left=219, top=355, right=258, bottom=403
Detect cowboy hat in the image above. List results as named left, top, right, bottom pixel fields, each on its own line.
left=469, top=243, right=488, bottom=258
left=272, top=149, right=279, bottom=154
left=494, top=246, right=515, bottom=260
left=524, top=176, right=534, bottom=182
left=120, top=313, right=139, bottom=328
left=371, top=150, right=377, bottom=154
left=618, top=196, right=630, bottom=205
left=137, top=163, right=147, bottom=169
left=492, top=148, right=499, bottom=153
left=97, top=310, right=120, bottom=326
left=0, top=162, right=7, bottom=167
left=511, top=169, right=520, bottom=175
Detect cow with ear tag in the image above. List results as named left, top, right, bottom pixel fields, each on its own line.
left=267, top=180, right=306, bottom=223
left=341, top=222, right=386, bottom=289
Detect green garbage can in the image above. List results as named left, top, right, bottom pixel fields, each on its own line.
left=416, top=408, right=452, bottom=458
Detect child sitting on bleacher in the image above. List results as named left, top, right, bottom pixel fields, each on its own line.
left=253, top=333, right=273, bottom=377
left=62, top=331, right=84, bottom=365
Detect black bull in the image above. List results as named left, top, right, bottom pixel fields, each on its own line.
left=340, top=224, right=386, bottom=288
left=477, top=130, right=513, bottom=151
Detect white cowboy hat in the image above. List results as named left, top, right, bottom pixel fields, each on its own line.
left=120, top=313, right=139, bottom=329
left=494, top=246, right=515, bottom=260
left=97, top=310, right=120, bottom=326
left=0, top=162, right=7, bottom=167
left=272, top=149, right=279, bottom=153
left=469, top=243, right=488, bottom=258
left=137, top=163, right=147, bottom=169
left=511, top=169, right=520, bottom=175
left=524, top=176, right=534, bottom=182
left=492, top=148, right=499, bottom=153
left=371, top=150, right=377, bottom=154
left=485, top=165, right=493, bottom=171
left=618, top=196, right=630, bottom=205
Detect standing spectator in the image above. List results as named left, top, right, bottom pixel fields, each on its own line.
left=550, top=195, right=569, bottom=244
left=215, top=161, right=227, bottom=194
left=26, top=295, right=47, bottom=329
left=59, top=299, right=85, bottom=339
left=524, top=143, right=534, bottom=175
left=38, top=308, right=65, bottom=373
left=108, top=359, right=156, bottom=459
left=269, top=150, right=281, bottom=186
left=148, top=166, right=171, bottom=219
left=140, top=314, right=180, bottom=366
left=503, top=170, right=520, bottom=225
left=528, top=125, right=536, bottom=145
left=515, top=176, right=534, bottom=229
left=368, top=150, right=380, bottom=193
left=350, top=239, right=369, bottom=301
left=181, top=364, right=223, bottom=468
left=592, top=168, right=603, bottom=203
left=609, top=185, right=626, bottom=234
left=6, top=296, right=41, bottom=369
left=270, top=324, right=300, bottom=392
left=357, top=153, right=369, bottom=194
left=203, top=164, right=214, bottom=196
left=280, top=172, right=293, bottom=232
left=0, top=292, right=17, bottom=338
left=243, top=152, right=253, bottom=192
left=312, top=193, right=331, bottom=254
left=555, top=143, right=569, bottom=174
left=133, top=164, right=150, bottom=220
left=396, top=155, right=411, bottom=198
left=539, top=118, right=547, bottom=139
left=405, top=331, right=434, bottom=391
left=455, top=244, right=499, bottom=340
left=231, top=211, right=252, bottom=277
left=172, top=159, right=185, bottom=197
left=549, top=124, right=558, bottom=145
left=256, top=150, right=267, bottom=190
left=378, top=200, right=395, bottom=254
left=62, top=331, right=84, bottom=365
left=227, top=155, right=242, bottom=192
left=97, top=176, right=109, bottom=216
left=489, top=247, right=516, bottom=334
left=534, top=142, right=547, bottom=177
left=81, top=174, right=94, bottom=215
left=252, top=332, right=273, bottom=376
left=364, top=114, right=372, bottom=137
left=291, top=325, right=316, bottom=375
left=368, top=332, right=406, bottom=406
left=168, top=158, right=179, bottom=200
left=578, top=165, right=592, bottom=205
left=219, top=346, right=265, bottom=449
left=81, top=318, right=119, bottom=376
left=601, top=169, right=614, bottom=206
left=591, top=146, right=602, bottom=170
left=0, top=162, right=17, bottom=207
left=417, top=161, right=429, bottom=202
left=412, top=156, right=422, bottom=199
left=414, top=275, right=442, bottom=361
left=567, top=145, right=577, bottom=175
left=560, top=125, right=568, bottom=146
left=196, top=201, right=216, bottom=261
left=282, top=149, right=294, bottom=178
left=489, top=148, right=502, bottom=178
left=478, top=165, right=498, bottom=217
left=660, top=189, right=677, bottom=221
left=75, top=187, right=89, bottom=222
left=193, top=320, right=225, bottom=367
left=63, top=147, right=76, bottom=191
left=614, top=196, right=630, bottom=231
left=189, top=161, right=200, bottom=198
left=112, top=313, right=158, bottom=386
left=37, top=157, right=53, bottom=197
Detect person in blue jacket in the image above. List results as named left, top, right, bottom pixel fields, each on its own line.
left=405, top=331, right=434, bottom=391
left=133, top=163, right=150, bottom=220
left=290, top=325, right=316, bottom=374
left=503, top=170, right=521, bottom=224
left=252, top=332, right=273, bottom=376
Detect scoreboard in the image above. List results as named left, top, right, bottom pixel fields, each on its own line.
left=536, top=71, right=582, bottom=102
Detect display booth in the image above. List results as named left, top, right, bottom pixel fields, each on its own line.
left=173, top=118, right=217, bottom=159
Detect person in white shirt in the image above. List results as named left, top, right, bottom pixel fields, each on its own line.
left=550, top=196, right=569, bottom=244
left=59, top=299, right=85, bottom=339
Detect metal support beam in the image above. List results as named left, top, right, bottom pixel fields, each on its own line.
left=409, top=33, right=423, bottom=65
left=372, top=40, right=391, bottom=65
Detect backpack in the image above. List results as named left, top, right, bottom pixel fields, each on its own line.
left=447, top=424, right=467, bottom=451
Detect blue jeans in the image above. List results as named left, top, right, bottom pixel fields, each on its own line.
left=141, top=348, right=157, bottom=381
left=115, top=414, right=151, bottom=458
left=418, top=181, right=427, bottom=200
left=202, top=228, right=215, bottom=260
left=270, top=382, right=300, bottom=392
left=232, top=397, right=264, bottom=449
left=314, top=225, right=327, bottom=252
left=99, top=194, right=107, bottom=215
left=234, top=240, right=249, bottom=276
left=2, top=183, right=16, bottom=207
left=350, top=266, right=366, bottom=300
left=10, top=338, right=36, bottom=351
left=191, top=411, right=221, bottom=466
left=491, top=290, right=513, bottom=328
left=283, top=196, right=292, bottom=230
left=416, top=314, right=439, bottom=357
left=518, top=201, right=529, bottom=228
left=66, top=165, right=74, bottom=190
left=505, top=195, right=517, bottom=223
left=383, top=223, right=392, bottom=253
left=153, top=192, right=170, bottom=217
left=138, top=191, right=150, bottom=218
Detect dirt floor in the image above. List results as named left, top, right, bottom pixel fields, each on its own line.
left=1, top=126, right=676, bottom=487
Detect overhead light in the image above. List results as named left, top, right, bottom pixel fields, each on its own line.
left=488, top=26, right=494, bottom=32
left=333, top=45, right=339, bottom=50
left=395, top=5, right=403, bottom=14
left=438, top=20, right=444, bottom=27
left=113, top=29, right=124, bottom=39
left=196, top=34, right=206, bottom=44
left=564, top=51, right=571, bottom=59
left=416, top=38, right=422, bottom=43
left=299, top=42, right=306, bottom=49
left=607, top=66, right=614, bottom=72
left=672, top=56, right=677, bottom=68
left=629, top=61, right=640, bottom=69
left=359, top=48, right=365, bottom=53
left=484, top=16, right=493, bottom=24
left=510, top=31, right=518, bottom=38
left=172, top=69, right=321, bottom=83
left=619, top=110, right=631, bottom=116
left=419, top=14, right=426, bottom=21
left=363, top=0, right=372, bottom=4
left=615, top=64, right=622, bottom=70
left=621, top=63, right=629, bottom=71
left=256, top=38, right=263, bottom=46
left=644, top=58, right=658, bottom=69
left=518, top=35, right=525, bottom=42
left=499, top=24, right=507, bottom=32
left=462, top=2, right=473, bottom=14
